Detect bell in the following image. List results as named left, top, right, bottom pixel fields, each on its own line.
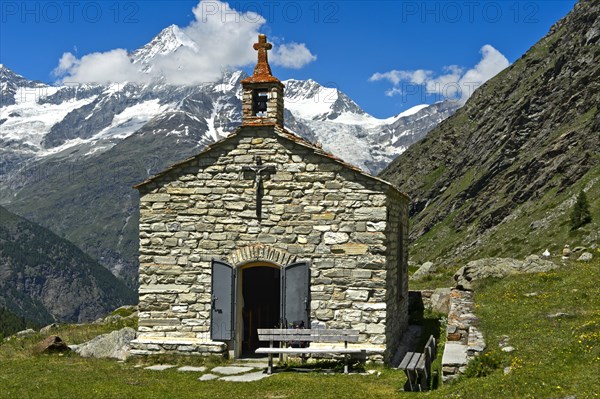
left=256, top=99, right=267, bottom=112
left=253, top=90, right=269, bottom=115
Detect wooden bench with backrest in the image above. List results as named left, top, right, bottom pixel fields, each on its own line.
left=256, top=328, right=365, bottom=374
left=398, top=335, right=437, bottom=391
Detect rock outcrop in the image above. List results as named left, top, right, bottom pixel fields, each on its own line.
left=454, top=255, right=558, bottom=290
left=73, top=327, right=136, bottom=361
left=33, top=336, right=70, bottom=354
left=410, top=261, right=438, bottom=281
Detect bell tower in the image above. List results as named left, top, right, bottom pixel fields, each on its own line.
left=241, top=34, right=284, bottom=127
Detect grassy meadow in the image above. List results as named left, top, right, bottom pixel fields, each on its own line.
left=1, top=257, right=598, bottom=399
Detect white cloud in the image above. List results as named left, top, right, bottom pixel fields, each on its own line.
left=54, top=52, right=77, bottom=76
left=370, top=69, right=432, bottom=86
left=271, top=43, right=317, bottom=69
left=53, top=49, right=148, bottom=84
left=52, top=0, right=316, bottom=85
left=369, top=45, right=509, bottom=103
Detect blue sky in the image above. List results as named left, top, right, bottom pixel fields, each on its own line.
left=0, top=1, right=576, bottom=118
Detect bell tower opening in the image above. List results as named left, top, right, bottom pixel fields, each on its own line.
left=241, top=34, right=284, bottom=127
left=252, top=88, right=268, bottom=117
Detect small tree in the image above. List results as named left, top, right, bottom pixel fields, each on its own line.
left=570, top=190, right=592, bottom=230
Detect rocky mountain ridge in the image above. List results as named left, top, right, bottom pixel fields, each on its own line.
left=380, top=0, right=600, bottom=264
left=0, top=206, right=136, bottom=324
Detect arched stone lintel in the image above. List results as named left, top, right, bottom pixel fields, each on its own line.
left=228, top=244, right=297, bottom=267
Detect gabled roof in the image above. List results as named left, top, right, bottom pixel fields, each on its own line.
left=132, top=124, right=408, bottom=200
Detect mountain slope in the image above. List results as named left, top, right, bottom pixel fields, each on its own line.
left=380, top=0, right=600, bottom=265
left=0, top=206, right=137, bottom=324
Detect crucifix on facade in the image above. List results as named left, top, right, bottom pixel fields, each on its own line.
left=242, top=156, right=276, bottom=221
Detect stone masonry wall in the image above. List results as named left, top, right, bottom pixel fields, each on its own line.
left=441, top=289, right=486, bottom=381
left=383, top=189, right=409, bottom=361
left=132, top=126, right=409, bottom=362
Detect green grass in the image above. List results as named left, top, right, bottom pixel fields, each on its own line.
left=420, top=166, right=446, bottom=192
left=408, top=266, right=457, bottom=291
left=2, top=258, right=599, bottom=398
left=109, top=306, right=137, bottom=318
left=426, top=256, right=600, bottom=398
left=409, top=164, right=600, bottom=274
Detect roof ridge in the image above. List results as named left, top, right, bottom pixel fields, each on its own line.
left=133, top=125, right=408, bottom=200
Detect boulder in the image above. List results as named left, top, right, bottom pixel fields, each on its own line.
left=518, top=255, right=558, bottom=273
left=33, top=336, right=70, bottom=354
left=15, top=329, right=36, bottom=338
left=577, top=252, right=593, bottom=262
left=410, top=261, right=437, bottom=281
left=40, top=323, right=60, bottom=335
left=562, top=245, right=571, bottom=258
left=454, top=256, right=559, bottom=290
left=430, top=288, right=451, bottom=313
left=74, top=327, right=136, bottom=360
left=94, top=314, right=123, bottom=324
left=453, top=258, right=521, bottom=290
left=546, top=312, right=575, bottom=319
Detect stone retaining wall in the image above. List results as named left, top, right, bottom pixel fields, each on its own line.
left=441, top=289, right=485, bottom=381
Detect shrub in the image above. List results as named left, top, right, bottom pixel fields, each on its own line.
left=570, top=190, right=592, bottom=230
left=463, top=351, right=502, bottom=378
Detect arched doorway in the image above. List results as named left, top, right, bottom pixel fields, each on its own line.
left=239, top=262, right=281, bottom=355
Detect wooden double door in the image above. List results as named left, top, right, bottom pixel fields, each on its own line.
left=210, top=261, right=310, bottom=355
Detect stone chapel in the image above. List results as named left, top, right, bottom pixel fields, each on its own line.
left=131, top=35, right=410, bottom=363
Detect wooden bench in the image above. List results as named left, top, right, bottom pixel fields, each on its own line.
left=256, top=328, right=365, bottom=374
left=399, top=335, right=437, bottom=391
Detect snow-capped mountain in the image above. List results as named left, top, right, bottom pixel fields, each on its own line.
left=130, top=25, right=199, bottom=71
left=0, top=28, right=459, bottom=286
left=0, top=62, right=458, bottom=176
left=0, top=64, right=48, bottom=107
left=282, top=77, right=458, bottom=170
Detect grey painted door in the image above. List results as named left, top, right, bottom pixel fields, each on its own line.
left=211, top=261, right=234, bottom=341
left=281, top=262, right=310, bottom=328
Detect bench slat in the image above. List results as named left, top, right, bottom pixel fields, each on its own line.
left=257, top=330, right=313, bottom=335
left=257, top=334, right=312, bottom=340
left=415, top=353, right=426, bottom=371
left=312, top=329, right=358, bottom=335
left=399, top=352, right=416, bottom=370
left=407, top=353, right=423, bottom=371
left=256, top=348, right=364, bottom=354
left=257, top=329, right=359, bottom=335
left=425, top=336, right=437, bottom=361
left=257, top=328, right=360, bottom=343
left=312, top=335, right=359, bottom=343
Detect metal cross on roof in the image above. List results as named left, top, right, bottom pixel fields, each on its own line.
left=242, top=156, right=276, bottom=221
